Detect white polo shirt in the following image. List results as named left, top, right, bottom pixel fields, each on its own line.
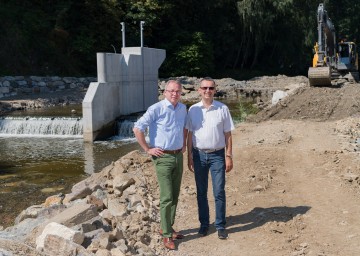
left=186, top=100, right=235, bottom=150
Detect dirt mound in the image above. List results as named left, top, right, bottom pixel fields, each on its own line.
left=249, top=82, right=360, bottom=122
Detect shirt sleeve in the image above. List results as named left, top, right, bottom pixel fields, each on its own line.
left=222, top=106, right=235, bottom=132
left=185, top=108, right=192, bottom=131
left=134, top=106, right=156, bottom=132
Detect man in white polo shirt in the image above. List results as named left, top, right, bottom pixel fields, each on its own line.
left=186, top=77, right=234, bottom=239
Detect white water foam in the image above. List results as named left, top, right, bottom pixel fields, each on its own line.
left=0, top=117, right=83, bottom=137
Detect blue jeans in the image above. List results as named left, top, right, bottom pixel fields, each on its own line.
left=192, top=148, right=226, bottom=230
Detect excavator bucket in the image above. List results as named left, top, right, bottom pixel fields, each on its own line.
left=308, top=66, right=331, bottom=86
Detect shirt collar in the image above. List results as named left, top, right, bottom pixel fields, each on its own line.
left=163, top=98, right=177, bottom=109
left=200, top=100, right=216, bottom=109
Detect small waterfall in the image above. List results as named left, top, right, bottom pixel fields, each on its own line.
left=114, top=119, right=149, bottom=142
left=115, top=120, right=135, bottom=139
left=0, top=116, right=145, bottom=140
left=0, top=117, right=83, bottom=137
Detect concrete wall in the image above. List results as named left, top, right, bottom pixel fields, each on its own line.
left=82, top=47, right=165, bottom=142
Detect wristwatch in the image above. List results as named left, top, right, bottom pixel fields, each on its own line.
left=226, top=154, right=233, bottom=159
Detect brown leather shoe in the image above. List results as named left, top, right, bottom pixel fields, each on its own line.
left=172, top=230, right=184, bottom=239
left=163, top=237, right=175, bottom=250
left=159, top=229, right=184, bottom=240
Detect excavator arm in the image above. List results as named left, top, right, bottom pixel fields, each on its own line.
left=308, top=3, right=336, bottom=86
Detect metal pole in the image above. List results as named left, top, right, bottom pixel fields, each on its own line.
left=121, top=22, right=125, bottom=48
left=140, top=21, right=145, bottom=47
left=140, top=21, right=145, bottom=109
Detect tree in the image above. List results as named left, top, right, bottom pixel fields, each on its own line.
left=236, top=0, right=293, bottom=69
left=161, top=31, right=214, bottom=77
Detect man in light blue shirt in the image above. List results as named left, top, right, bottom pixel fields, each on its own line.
left=133, top=80, right=187, bottom=250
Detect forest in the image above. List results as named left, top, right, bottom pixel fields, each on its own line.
left=0, top=0, right=359, bottom=79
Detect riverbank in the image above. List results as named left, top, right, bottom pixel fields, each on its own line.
left=0, top=75, right=309, bottom=115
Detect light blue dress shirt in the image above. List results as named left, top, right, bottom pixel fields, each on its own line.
left=134, top=98, right=187, bottom=150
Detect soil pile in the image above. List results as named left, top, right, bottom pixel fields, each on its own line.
left=249, top=83, right=360, bottom=122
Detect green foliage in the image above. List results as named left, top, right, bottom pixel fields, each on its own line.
left=0, top=0, right=359, bottom=77
left=232, top=99, right=259, bottom=123
left=118, top=0, right=167, bottom=47
left=161, top=32, right=214, bottom=77
left=326, top=1, right=360, bottom=43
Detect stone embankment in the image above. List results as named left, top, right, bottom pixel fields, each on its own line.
left=0, top=76, right=95, bottom=115
left=160, top=75, right=309, bottom=102
left=0, top=76, right=96, bottom=99
left=0, top=75, right=310, bottom=109
left=0, top=75, right=305, bottom=101
left=0, top=150, right=168, bottom=256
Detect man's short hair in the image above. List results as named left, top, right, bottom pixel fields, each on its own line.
left=165, top=79, right=182, bottom=90
left=200, top=77, right=216, bottom=86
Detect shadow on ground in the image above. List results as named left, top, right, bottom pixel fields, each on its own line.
left=177, top=205, right=311, bottom=243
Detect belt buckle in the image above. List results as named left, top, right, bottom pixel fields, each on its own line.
left=164, top=149, right=181, bottom=154
left=196, top=147, right=214, bottom=153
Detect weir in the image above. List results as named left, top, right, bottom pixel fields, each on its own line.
left=82, top=47, right=166, bottom=142
left=0, top=117, right=83, bottom=137
left=0, top=117, right=138, bottom=140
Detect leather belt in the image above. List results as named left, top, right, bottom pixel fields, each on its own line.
left=194, top=147, right=224, bottom=153
left=162, top=149, right=182, bottom=154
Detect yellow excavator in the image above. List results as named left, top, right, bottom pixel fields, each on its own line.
left=308, top=3, right=359, bottom=86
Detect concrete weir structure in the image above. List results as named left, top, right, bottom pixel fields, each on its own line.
left=82, top=47, right=165, bottom=142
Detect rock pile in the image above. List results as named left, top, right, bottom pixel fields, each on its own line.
left=158, top=75, right=308, bottom=102
left=0, top=150, right=167, bottom=256
left=0, top=75, right=310, bottom=116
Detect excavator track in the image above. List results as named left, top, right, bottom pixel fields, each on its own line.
left=350, top=71, right=360, bottom=82
left=308, top=67, right=331, bottom=86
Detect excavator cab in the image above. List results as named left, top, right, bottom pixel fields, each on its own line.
left=338, top=42, right=358, bottom=71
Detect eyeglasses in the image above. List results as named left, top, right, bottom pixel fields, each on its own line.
left=166, top=90, right=182, bottom=95
left=200, top=87, right=215, bottom=91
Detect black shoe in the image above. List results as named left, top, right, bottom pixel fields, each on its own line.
left=198, top=226, right=209, bottom=236
left=218, top=229, right=228, bottom=239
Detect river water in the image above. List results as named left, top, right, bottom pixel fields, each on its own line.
left=0, top=105, right=142, bottom=227
left=0, top=98, right=251, bottom=228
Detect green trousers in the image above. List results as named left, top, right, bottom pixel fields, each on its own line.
left=153, top=153, right=183, bottom=238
